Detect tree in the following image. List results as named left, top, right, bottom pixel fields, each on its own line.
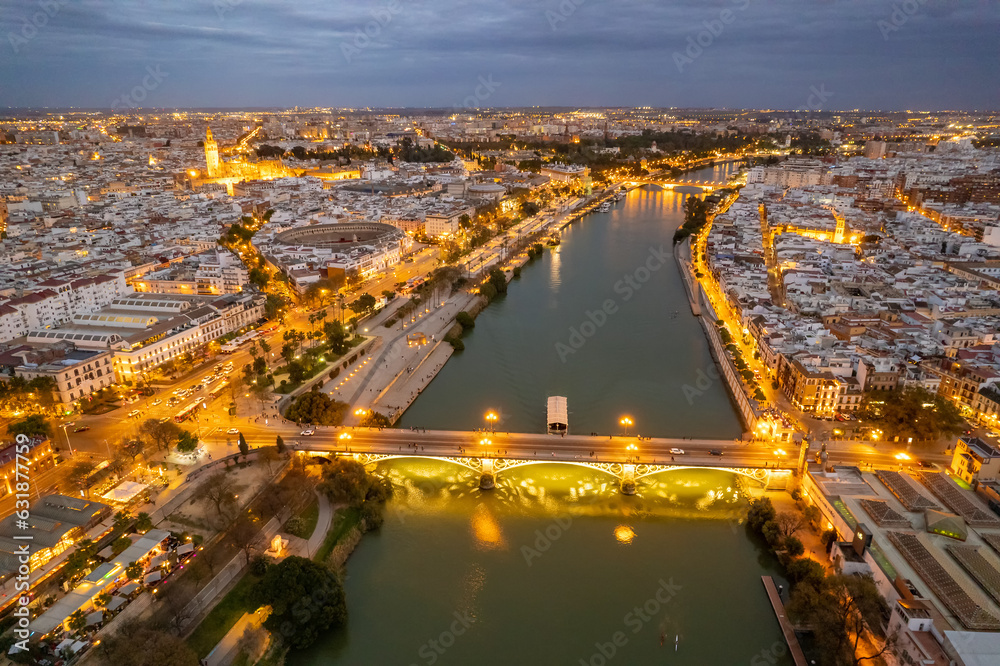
left=258, top=446, right=279, bottom=473
left=359, top=411, right=391, bottom=428
left=284, top=392, right=348, bottom=426
left=787, top=574, right=892, bottom=666
left=324, top=320, right=349, bottom=355
left=281, top=342, right=298, bottom=365
left=176, top=430, right=198, bottom=453
left=456, top=311, right=475, bottom=328
left=238, top=433, right=250, bottom=456
left=120, top=438, right=145, bottom=462
left=140, top=419, right=183, bottom=451
left=747, top=497, right=776, bottom=533
left=113, top=511, right=132, bottom=533
left=125, top=561, right=143, bottom=581
left=111, top=535, right=132, bottom=556
left=276, top=435, right=286, bottom=454
left=68, top=461, right=95, bottom=494
left=858, top=386, right=964, bottom=445
left=287, top=360, right=307, bottom=384
left=6, top=414, right=52, bottom=439
left=230, top=514, right=263, bottom=565
left=785, top=556, right=827, bottom=589
left=250, top=556, right=347, bottom=650
left=99, top=627, right=199, bottom=666
left=248, top=267, right=270, bottom=289
left=784, top=536, right=805, bottom=557
left=67, top=610, right=87, bottom=633
left=194, top=470, right=238, bottom=519
left=349, top=293, right=377, bottom=315
left=775, top=512, right=807, bottom=540
left=135, top=512, right=154, bottom=533
left=94, top=592, right=112, bottom=609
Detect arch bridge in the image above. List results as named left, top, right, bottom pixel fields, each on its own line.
left=317, top=452, right=786, bottom=495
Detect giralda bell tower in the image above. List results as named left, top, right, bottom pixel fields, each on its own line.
left=204, top=127, right=220, bottom=177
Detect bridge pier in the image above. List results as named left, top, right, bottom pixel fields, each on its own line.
left=620, top=464, right=636, bottom=495
left=479, top=457, right=495, bottom=490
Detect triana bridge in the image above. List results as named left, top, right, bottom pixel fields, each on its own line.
left=625, top=180, right=720, bottom=192
left=277, top=428, right=805, bottom=495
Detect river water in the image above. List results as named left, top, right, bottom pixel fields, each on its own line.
left=298, top=165, right=793, bottom=665
left=397, top=164, right=743, bottom=438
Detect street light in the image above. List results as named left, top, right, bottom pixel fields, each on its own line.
left=625, top=442, right=638, bottom=462
left=485, top=411, right=497, bottom=434
left=619, top=416, right=633, bottom=437
left=60, top=423, right=76, bottom=456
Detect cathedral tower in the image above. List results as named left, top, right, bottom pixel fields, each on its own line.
left=205, top=127, right=220, bottom=177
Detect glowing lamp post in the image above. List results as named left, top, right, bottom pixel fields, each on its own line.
left=485, top=411, right=497, bottom=434
left=619, top=416, right=633, bottom=437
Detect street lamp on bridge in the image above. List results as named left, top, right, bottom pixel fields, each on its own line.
left=619, top=416, right=633, bottom=437
left=480, top=437, right=492, bottom=457
left=625, top=443, right=638, bottom=462
left=485, top=411, right=497, bottom=434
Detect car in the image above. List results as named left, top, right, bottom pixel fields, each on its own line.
left=300, top=429, right=315, bottom=436
left=63, top=421, right=75, bottom=427
left=152, top=399, right=162, bottom=406
left=193, top=384, right=204, bottom=391
left=709, top=449, right=724, bottom=456
left=669, top=448, right=685, bottom=455
left=227, top=428, right=240, bottom=435
left=73, top=426, right=90, bottom=433
left=127, top=410, right=141, bottom=418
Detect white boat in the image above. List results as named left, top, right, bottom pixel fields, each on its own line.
left=547, top=396, right=568, bottom=435
left=598, top=202, right=611, bottom=213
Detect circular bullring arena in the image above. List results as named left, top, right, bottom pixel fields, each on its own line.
left=273, top=222, right=405, bottom=249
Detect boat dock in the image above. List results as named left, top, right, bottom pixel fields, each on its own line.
left=761, top=576, right=808, bottom=666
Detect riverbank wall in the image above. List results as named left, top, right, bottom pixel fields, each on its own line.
left=674, top=237, right=701, bottom=316
left=698, top=286, right=760, bottom=434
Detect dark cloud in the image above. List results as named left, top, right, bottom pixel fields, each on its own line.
left=0, top=0, right=997, bottom=109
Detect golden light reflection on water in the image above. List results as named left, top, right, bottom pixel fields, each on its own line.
left=614, top=525, right=636, bottom=544
left=471, top=504, right=506, bottom=550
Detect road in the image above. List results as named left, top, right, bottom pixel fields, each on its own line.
left=217, top=419, right=938, bottom=473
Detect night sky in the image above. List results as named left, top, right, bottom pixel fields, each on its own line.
left=1, top=0, right=998, bottom=110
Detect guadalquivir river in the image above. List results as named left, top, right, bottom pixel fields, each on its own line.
left=397, top=164, right=742, bottom=438
left=299, top=166, right=793, bottom=665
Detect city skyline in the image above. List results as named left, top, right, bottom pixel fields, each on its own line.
left=2, top=0, right=999, bottom=110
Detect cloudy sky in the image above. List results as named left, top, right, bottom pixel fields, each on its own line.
left=1, top=0, right=998, bottom=110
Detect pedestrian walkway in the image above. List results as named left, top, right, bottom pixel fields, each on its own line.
left=761, top=576, right=807, bottom=666
left=203, top=609, right=264, bottom=666
left=306, top=490, right=333, bottom=559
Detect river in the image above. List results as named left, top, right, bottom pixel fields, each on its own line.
left=397, top=164, right=743, bottom=438
left=298, top=165, right=793, bottom=665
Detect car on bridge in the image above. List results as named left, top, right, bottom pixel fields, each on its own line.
left=709, top=449, right=723, bottom=456
left=300, top=429, right=315, bottom=436
left=227, top=428, right=239, bottom=435
left=670, top=448, right=685, bottom=455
